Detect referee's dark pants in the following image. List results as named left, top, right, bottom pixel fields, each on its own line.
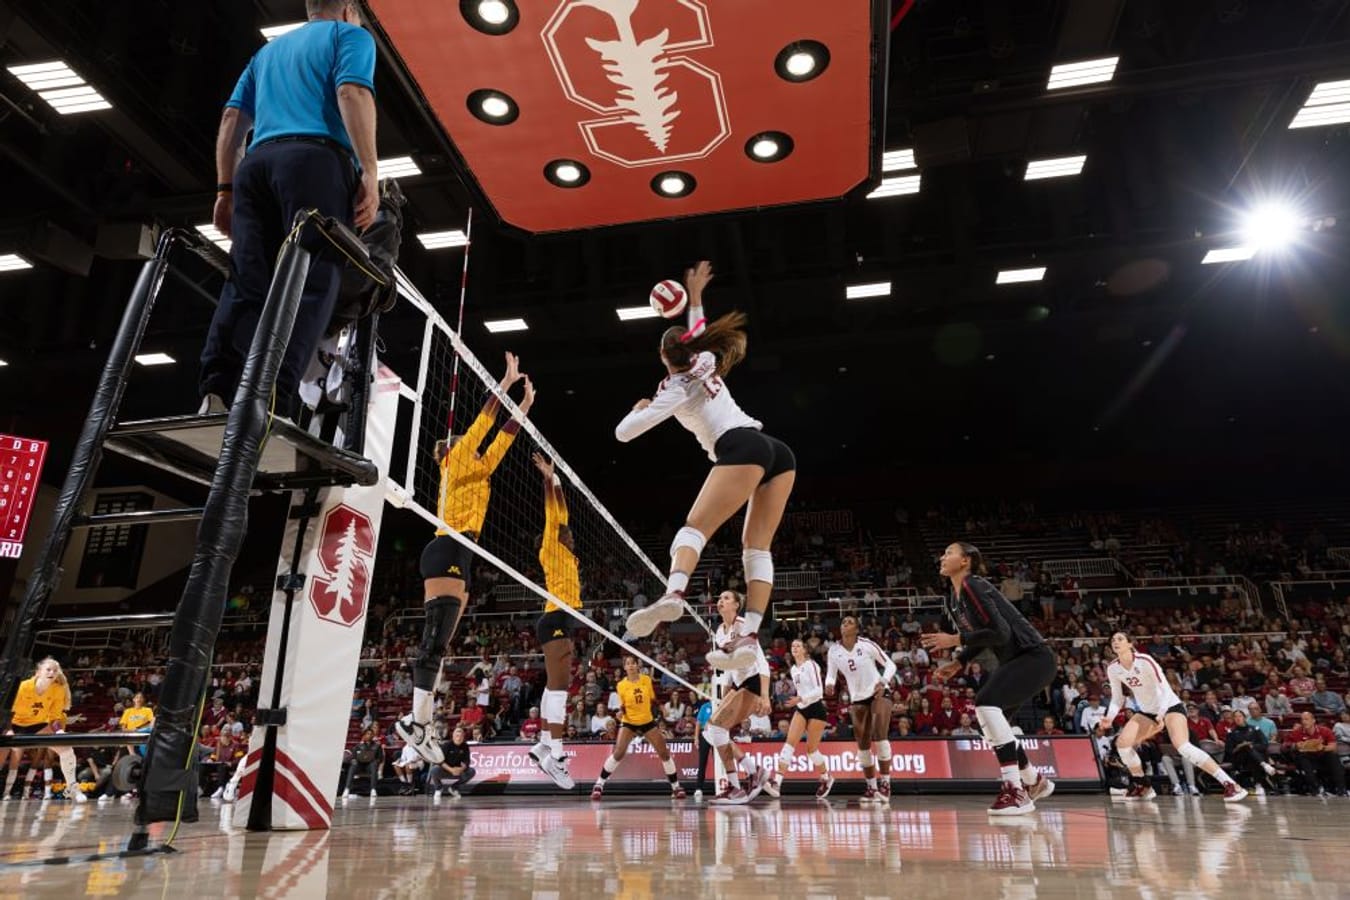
left=199, top=137, right=357, bottom=419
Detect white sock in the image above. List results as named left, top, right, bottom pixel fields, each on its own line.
left=725, top=770, right=741, bottom=789
left=1020, top=766, right=1039, bottom=786
left=667, top=571, right=690, bottom=595
left=866, top=777, right=877, bottom=790
left=1001, top=764, right=1020, bottom=786
left=1209, top=765, right=1235, bottom=786
left=742, top=755, right=757, bottom=777
left=743, top=611, right=763, bottom=634
left=412, top=688, right=434, bottom=724
left=547, top=733, right=564, bottom=755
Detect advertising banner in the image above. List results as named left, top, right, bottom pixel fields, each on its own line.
left=460, top=736, right=1100, bottom=790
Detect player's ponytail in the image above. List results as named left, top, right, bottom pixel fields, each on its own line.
left=661, top=311, right=748, bottom=376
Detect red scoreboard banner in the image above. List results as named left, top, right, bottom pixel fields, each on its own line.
left=0, top=434, right=48, bottom=560
left=463, top=736, right=1101, bottom=790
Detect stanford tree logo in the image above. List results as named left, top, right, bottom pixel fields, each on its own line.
left=308, top=504, right=375, bottom=628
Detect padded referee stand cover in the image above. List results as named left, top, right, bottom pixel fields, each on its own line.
left=233, top=365, right=400, bottom=830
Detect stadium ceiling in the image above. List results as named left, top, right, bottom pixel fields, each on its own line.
left=0, top=0, right=1348, bottom=464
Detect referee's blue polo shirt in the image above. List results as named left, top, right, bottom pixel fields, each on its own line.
left=226, top=20, right=376, bottom=161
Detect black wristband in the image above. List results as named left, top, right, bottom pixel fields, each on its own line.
left=216, top=183, right=233, bottom=193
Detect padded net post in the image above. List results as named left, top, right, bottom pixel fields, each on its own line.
left=138, top=229, right=313, bottom=826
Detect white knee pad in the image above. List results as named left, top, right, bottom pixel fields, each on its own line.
left=541, top=689, right=568, bottom=726
left=875, top=740, right=892, bottom=763
left=704, top=723, right=730, bottom=747
left=1117, top=745, right=1142, bottom=771
left=742, top=548, right=773, bottom=585
left=809, top=751, right=827, bottom=768
left=1178, top=742, right=1213, bottom=769
left=672, top=526, right=707, bottom=562
left=858, top=749, right=874, bottom=768
left=975, top=706, right=1016, bottom=747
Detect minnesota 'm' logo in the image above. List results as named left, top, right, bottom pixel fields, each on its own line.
left=542, top=0, right=730, bottom=167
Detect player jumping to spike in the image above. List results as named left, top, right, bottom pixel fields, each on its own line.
left=617, top=261, right=796, bottom=672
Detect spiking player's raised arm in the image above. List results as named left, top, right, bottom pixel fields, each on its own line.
left=617, top=260, right=797, bottom=677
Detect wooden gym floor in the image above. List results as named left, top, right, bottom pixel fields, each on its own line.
left=1, top=792, right=1346, bottom=898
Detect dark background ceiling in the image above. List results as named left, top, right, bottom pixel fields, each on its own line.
left=0, top=0, right=1349, bottom=509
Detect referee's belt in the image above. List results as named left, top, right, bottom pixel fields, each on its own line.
left=252, top=134, right=354, bottom=160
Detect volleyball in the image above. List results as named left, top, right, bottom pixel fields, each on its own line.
left=648, top=279, right=688, bottom=318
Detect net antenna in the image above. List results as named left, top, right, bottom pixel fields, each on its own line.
left=445, top=206, right=473, bottom=436
left=389, top=270, right=714, bottom=699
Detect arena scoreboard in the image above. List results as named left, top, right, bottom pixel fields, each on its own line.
left=0, top=434, right=48, bottom=560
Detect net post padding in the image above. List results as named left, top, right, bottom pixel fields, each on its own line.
left=138, top=227, right=314, bottom=826
left=0, top=231, right=177, bottom=730
left=390, top=270, right=714, bottom=697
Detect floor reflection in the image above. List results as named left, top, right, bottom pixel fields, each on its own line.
left=2, top=794, right=1347, bottom=898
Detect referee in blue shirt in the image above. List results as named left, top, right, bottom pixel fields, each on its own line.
left=199, top=0, right=379, bottom=420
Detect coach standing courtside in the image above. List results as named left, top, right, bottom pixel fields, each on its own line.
left=198, top=0, right=379, bottom=420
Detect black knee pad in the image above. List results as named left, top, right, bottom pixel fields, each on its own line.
left=415, top=595, right=465, bottom=690
left=994, top=740, right=1020, bottom=766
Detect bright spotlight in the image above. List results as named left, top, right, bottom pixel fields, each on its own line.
left=1242, top=203, right=1301, bottom=251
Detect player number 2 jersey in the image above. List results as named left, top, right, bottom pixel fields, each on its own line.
left=826, top=638, right=896, bottom=702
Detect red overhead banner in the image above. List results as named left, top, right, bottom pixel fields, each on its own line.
left=367, top=0, right=888, bottom=232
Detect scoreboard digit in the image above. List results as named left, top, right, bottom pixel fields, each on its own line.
left=0, top=434, right=48, bottom=560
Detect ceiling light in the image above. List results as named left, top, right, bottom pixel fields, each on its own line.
left=466, top=89, right=519, bottom=125
left=417, top=230, right=469, bottom=250
left=1242, top=203, right=1301, bottom=251
left=484, top=318, right=528, bottom=333
left=651, top=171, right=695, bottom=198
left=461, top=0, right=519, bottom=35
left=1290, top=79, right=1350, bottom=129
left=866, top=175, right=921, bottom=199
left=260, top=22, right=306, bottom=41
left=1201, top=246, right=1256, bottom=264
left=775, top=41, right=830, bottom=83
left=616, top=306, right=660, bottom=321
left=377, top=156, right=422, bottom=179
left=846, top=282, right=891, bottom=300
left=134, top=353, right=176, bottom=366
left=0, top=359, right=8, bottom=367
left=1046, top=56, right=1119, bottom=91
left=744, top=131, right=794, bottom=163
left=544, top=159, right=590, bottom=188
left=881, top=148, right=916, bottom=172
left=1024, top=154, right=1087, bottom=180
left=194, top=223, right=231, bottom=253
left=7, top=60, right=112, bottom=114
left=0, top=254, right=33, bottom=272
left=996, top=267, right=1047, bottom=284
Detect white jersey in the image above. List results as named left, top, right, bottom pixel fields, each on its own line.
left=1105, top=653, right=1181, bottom=720
left=825, top=638, right=896, bottom=702
left=714, top=618, right=769, bottom=688
left=791, top=659, right=824, bottom=706
left=615, top=354, right=762, bottom=462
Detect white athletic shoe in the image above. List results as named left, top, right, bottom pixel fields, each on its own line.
left=530, top=744, right=576, bottom=790
left=211, top=786, right=225, bottom=800
left=706, top=634, right=761, bottom=671
left=625, top=593, right=686, bottom=637
left=395, top=716, right=444, bottom=765
left=762, top=770, right=781, bottom=799
left=693, top=789, right=704, bottom=802
left=72, top=789, right=88, bottom=804
left=198, top=393, right=228, bottom=415
left=223, top=782, right=238, bottom=803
